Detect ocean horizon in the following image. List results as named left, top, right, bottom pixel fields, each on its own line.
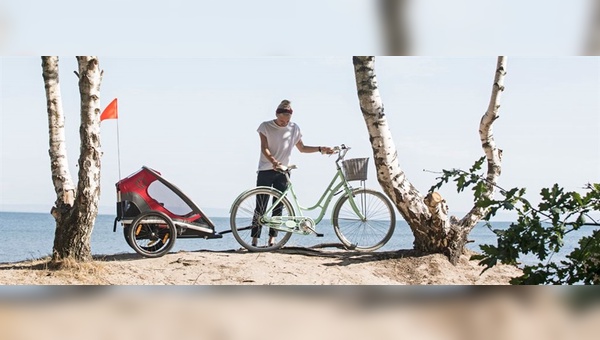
left=0, top=211, right=594, bottom=265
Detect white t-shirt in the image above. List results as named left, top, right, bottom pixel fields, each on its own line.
left=257, top=120, right=302, bottom=171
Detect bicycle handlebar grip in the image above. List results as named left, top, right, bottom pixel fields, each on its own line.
left=333, top=144, right=350, bottom=153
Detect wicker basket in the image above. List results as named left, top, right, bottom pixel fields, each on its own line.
left=342, top=158, right=369, bottom=181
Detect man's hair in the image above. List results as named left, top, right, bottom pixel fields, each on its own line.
left=276, top=100, right=293, bottom=114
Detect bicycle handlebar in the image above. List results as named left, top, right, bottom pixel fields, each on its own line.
left=276, top=144, right=351, bottom=174
left=332, top=144, right=350, bottom=162
left=331, top=144, right=348, bottom=152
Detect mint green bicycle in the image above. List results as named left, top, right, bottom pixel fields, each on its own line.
left=229, top=145, right=396, bottom=252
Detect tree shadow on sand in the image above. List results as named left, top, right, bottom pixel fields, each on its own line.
left=0, top=244, right=435, bottom=271
left=91, top=243, right=429, bottom=268
left=272, top=246, right=426, bottom=267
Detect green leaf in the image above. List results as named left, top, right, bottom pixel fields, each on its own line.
left=473, top=181, right=487, bottom=200
left=503, top=202, right=515, bottom=210
left=430, top=160, right=599, bottom=284
left=469, top=156, right=486, bottom=173
left=571, top=192, right=583, bottom=206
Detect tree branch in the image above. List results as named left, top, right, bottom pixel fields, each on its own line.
left=460, top=56, right=507, bottom=228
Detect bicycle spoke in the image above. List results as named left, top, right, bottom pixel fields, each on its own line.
left=129, top=212, right=177, bottom=258
left=230, top=188, right=294, bottom=252
left=333, top=189, right=395, bottom=251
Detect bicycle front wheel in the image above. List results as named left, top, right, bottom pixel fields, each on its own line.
left=230, top=187, right=294, bottom=252
left=332, top=189, right=395, bottom=252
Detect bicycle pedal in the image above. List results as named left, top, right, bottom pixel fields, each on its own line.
left=315, top=233, right=324, bottom=237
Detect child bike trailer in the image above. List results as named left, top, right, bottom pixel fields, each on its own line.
left=114, top=166, right=222, bottom=258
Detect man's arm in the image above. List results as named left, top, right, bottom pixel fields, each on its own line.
left=296, top=139, right=333, bottom=154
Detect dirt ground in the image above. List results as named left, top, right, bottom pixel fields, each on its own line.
left=0, top=247, right=522, bottom=285
left=12, top=249, right=597, bottom=340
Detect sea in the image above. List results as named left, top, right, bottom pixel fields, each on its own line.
left=0, top=211, right=596, bottom=265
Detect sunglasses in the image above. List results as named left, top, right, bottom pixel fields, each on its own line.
left=277, top=111, right=293, bottom=116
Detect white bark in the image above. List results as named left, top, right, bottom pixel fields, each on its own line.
left=352, top=57, right=445, bottom=244
left=353, top=56, right=506, bottom=264
left=459, top=56, right=506, bottom=229
left=41, top=56, right=103, bottom=262
left=74, top=56, right=103, bottom=217
left=42, top=56, right=75, bottom=211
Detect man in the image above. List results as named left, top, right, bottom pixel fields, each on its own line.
left=252, top=99, right=334, bottom=247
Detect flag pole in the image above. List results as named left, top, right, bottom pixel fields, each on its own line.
left=100, top=98, right=121, bottom=182
left=116, top=117, right=122, bottom=181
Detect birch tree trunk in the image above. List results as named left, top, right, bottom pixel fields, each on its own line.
left=454, top=56, right=506, bottom=244
left=42, top=56, right=103, bottom=263
left=352, top=56, right=506, bottom=264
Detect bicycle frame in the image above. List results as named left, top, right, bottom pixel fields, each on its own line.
left=230, top=145, right=396, bottom=251
left=260, top=148, right=367, bottom=234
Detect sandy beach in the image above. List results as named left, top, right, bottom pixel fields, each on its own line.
left=0, top=247, right=521, bottom=285
left=5, top=248, right=600, bottom=340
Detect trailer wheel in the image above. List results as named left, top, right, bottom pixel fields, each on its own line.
left=128, top=211, right=177, bottom=258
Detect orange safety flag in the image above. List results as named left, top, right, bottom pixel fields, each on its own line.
left=100, top=98, right=118, bottom=121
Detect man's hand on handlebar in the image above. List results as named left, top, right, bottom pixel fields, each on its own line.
left=329, top=144, right=350, bottom=154
left=319, top=146, right=336, bottom=155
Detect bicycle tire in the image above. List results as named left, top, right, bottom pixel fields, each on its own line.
left=128, top=211, right=177, bottom=258
left=332, top=189, right=395, bottom=252
left=230, top=187, right=294, bottom=252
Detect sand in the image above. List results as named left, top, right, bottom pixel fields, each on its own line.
left=0, top=247, right=521, bottom=285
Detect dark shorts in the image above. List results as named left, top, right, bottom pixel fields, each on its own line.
left=256, top=169, right=288, bottom=192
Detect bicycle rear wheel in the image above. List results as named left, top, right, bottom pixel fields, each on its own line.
left=230, top=187, right=294, bottom=252
left=128, top=211, right=177, bottom=258
left=332, top=189, right=395, bottom=251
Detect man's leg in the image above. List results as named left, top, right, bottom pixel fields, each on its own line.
left=268, top=172, right=289, bottom=241
left=252, top=170, right=276, bottom=245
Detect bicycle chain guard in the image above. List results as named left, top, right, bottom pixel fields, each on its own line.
left=263, top=216, right=316, bottom=235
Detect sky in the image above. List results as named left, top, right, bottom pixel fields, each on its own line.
left=0, top=1, right=599, bottom=220
left=1, top=56, right=598, bottom=220
left=0, top=0, right=597, bottom=55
